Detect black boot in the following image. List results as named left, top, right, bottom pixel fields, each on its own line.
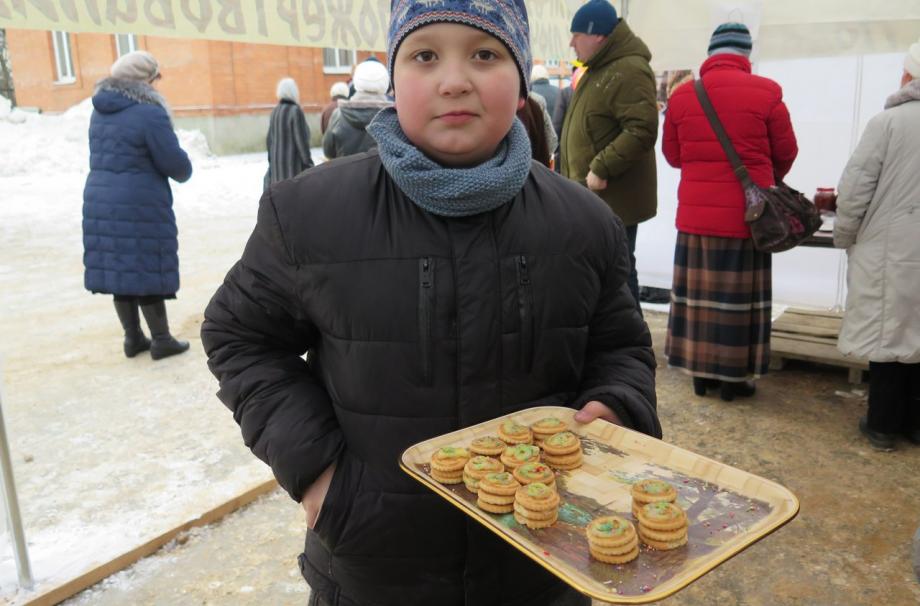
left=859, top=416, right=896, bottom=451
left=720, top=381, right=756, bottom=402
left=113, top=299, right=151, bottom=358
left=692, top=377, right=720, bottom=396
left=140, top=301, right=190, bottom=360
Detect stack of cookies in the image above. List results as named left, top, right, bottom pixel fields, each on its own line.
left=635, top=502, right=689, bottom=550
left=497, top=419, right=533, bottom=445
left=513, top=482, right=560, bottom=529
left=530, top=417, right=567, bottom=446
left=477, top=471, right=521, bottom=514
left=500, top=443, right=541, bottom=470
left=630, top=479, right=677, bottom=517
left=586, top=516, right=640, bottom=564
left=541, top=431, right=583, bottom=470
left=429, top=446, right=470, bottom=485
left=512, top=460, right=556, bottom=489
left=463, top=455, right=505, bottom=492
left=469, top=435, right=506, bottom=457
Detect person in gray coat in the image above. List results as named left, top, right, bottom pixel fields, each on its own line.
left=834, top=39, right=920, bottom=451
left=264, top=78, right=313, bottom=190
left=322, top=60, right=393, bottom=160
left=530, top=64, right=559, bottom=122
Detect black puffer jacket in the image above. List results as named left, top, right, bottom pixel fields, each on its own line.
left=202, top=151, right=659, bottom=606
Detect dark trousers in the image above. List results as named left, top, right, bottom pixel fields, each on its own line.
left=307, top=587, right=590, bottom=606
left=867, top=361, right=920, bottom=434
left=624, top=224, right=641, bottom=314
left=113, top=294, right=168, bottom=305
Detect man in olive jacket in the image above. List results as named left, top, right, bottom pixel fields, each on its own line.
left=560, top=0, right=659, bottom=311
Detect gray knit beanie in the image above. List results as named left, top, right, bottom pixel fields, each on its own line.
left=110, top=50, right=159, bottom=81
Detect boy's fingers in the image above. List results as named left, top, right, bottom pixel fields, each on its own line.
left=574, top=400, right=622, bottom=425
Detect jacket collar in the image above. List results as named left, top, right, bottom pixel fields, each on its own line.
left=699, top=53, right=752, bottom=77
left=95, top=77, right=169, bottom=110
left=584, top=21, right=651, bottom=70
left=885, top=78, right=920, bottom=109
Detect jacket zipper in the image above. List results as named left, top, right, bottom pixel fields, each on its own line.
left=517, top=255, right=534, bottom=373
left=419, top=257, right=434, bottom=384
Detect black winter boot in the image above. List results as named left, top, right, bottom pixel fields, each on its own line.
left=720, top=381, right=756, bottom=402
left=113, top=299, right=151, bottom=358
left=859, top=416, right=896, bottom=451
left=140, top=301, right=190, bottom=360
left=693, top=377, right=721, bottom=396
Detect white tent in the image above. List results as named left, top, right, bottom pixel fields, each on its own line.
left=619, top=0, right=920, bottom=69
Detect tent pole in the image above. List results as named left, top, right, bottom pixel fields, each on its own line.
left=833, top=55, right=865, bottom=311
left=849, top=55, right=864, bottom=154
left=0, top=372, right=34, bottom=591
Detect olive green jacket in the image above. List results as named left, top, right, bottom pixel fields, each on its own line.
left=560, top=22, right=658, bottom=226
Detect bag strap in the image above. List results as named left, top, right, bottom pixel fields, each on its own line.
left=694, top=79, right=755, bottom=189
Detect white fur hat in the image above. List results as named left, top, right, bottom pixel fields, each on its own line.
left=905, top=39, right=920, bottom=78
left=111, top=50, right=159, bottom=81
left=352, top=60, right=389, bottom=95
left=330, top=81, right=349, bottom=99
left=531, top=64, right=550, bottom=81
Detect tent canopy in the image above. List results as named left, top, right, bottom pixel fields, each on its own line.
left=1, top=0, right=917, bottom=68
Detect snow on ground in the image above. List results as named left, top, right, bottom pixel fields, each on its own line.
left=0, top=96, right=323, bottom=603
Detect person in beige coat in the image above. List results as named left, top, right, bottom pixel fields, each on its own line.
left=834, top=40, right=920, bottom=451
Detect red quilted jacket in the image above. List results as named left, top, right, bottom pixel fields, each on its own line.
left=663, top=54, right=798, bottom=238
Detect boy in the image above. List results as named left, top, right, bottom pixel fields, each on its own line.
left=202, top=2, right=659, bottom=605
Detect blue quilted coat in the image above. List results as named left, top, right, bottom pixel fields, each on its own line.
left=82, top=78, right=192, bottom=296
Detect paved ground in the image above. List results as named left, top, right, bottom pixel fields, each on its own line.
left=61, top=312, right=920, bottom=605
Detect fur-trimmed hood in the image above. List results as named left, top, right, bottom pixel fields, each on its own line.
left=93, top=77, right=172, bottom=121
left=885, top=78, right=920, bottom=109
left=337, top=92, right=392, bottom=130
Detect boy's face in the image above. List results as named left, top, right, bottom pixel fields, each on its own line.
left=393, top=23, right=525, bottom=167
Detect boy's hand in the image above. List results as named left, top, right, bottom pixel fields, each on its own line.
left=301, top=461, right=337, bottom=529
left=586, top=171, right=607, bottom=191
left=574, top=400, right=623, bottom=425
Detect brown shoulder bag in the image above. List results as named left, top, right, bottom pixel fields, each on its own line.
left=694, top=79, right=821, bottom=253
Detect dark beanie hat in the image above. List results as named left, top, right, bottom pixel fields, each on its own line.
left=708, top=22, right=753, bottom=57
left=387, top=0, right=532, bottom=96
left=570, top=0, right=619, bottom=36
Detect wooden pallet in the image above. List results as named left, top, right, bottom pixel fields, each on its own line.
left=771, top=308, right=868, bottom=384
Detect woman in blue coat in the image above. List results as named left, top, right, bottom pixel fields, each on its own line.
left=82, top=51, right=193, bottom=360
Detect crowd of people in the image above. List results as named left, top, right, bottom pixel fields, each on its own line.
left=77, top=0, right=919, bottom=602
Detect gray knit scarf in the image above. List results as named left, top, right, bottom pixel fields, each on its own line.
left=367, top=107, right=532, bottom=217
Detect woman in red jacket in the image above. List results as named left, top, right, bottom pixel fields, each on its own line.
left=662, top=23, right=798, bottom=401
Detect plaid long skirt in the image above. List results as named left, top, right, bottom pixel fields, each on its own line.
left=665, top=232, right=772, bottom=382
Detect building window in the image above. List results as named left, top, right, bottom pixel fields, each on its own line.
left=323, top=48, right=355, bottom=74
left=545, top=59, right=561, bottom=68
left=115, top=34, right=138, bottom=57
left=51, top=31, right=75, bottom=83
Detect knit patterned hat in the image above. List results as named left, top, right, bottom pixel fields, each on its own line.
left=387, top=0, right=532, bottom=96
left=708, top=22, right=753, bottom=57
left=570, top=0, right=619, bottom=36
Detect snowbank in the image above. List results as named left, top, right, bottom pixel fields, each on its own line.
left=0, top=96, right=213, bottom=178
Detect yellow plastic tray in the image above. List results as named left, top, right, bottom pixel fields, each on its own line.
left=399, top=406, right=799, bottom=603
